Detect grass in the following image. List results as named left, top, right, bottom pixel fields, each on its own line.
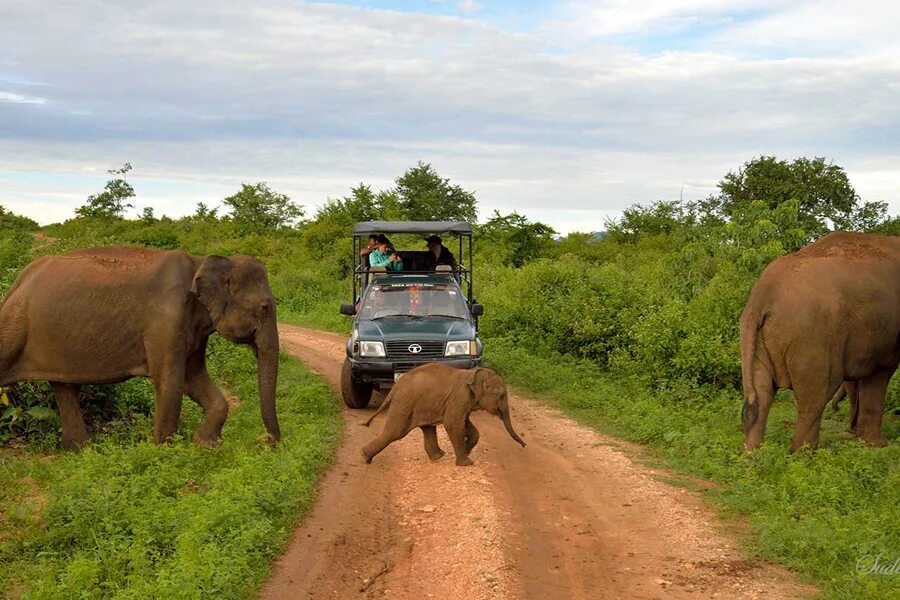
left=0, top=337, right=341, bottom=599
left=483, top=337, right=900, bottom=600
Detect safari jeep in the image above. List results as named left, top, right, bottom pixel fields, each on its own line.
left=339, top=221, right=484, bottom=408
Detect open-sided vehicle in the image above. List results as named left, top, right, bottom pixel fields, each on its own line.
left=339, top=221, right=484, bottom=408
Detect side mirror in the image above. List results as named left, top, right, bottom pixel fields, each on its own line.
left=471, top=303, right=484, bottom=317
left=340, top=303, right=356, bottom=316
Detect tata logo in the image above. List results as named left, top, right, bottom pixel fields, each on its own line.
left=408, top=344, right=423, bottom=354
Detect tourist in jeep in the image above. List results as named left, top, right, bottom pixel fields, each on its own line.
left=425, top=235, right=457, bottom=271
left=369, top=235, right=403, bottom=271
left=359, top=233, right=378, bottom=267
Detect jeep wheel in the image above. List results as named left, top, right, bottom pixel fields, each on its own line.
left=341, top=358, right=373, bottom=408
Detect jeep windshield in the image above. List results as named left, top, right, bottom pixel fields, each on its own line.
left=358, top=283, right=469, bottom=320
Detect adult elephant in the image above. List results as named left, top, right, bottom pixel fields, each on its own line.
left=740, top=232, right=900, bottom=452
left=0, top=246, right=281, bottom=449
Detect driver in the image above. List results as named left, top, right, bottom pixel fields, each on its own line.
left=425, top=235, right=457, bottom=271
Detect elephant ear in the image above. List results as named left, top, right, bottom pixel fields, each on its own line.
left=464, top=368, right=485, bottom=405
left=191, top=256, right=233, bottom=324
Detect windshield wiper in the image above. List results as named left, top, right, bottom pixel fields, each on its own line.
left=371, top=313, right=424, bottom=321
left=424, top=314, right=465, bottom=320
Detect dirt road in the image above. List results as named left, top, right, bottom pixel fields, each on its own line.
left=260, top=324, right=814, bottom=600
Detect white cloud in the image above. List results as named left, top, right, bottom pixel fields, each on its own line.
left=0, top=0, right=897, bottom=233
left=0, top=91, right=46, bottom=104
left=457, top=0, right=480, bottom=16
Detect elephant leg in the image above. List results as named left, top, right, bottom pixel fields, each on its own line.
left=855, top=369, right=891, bottom=447
left=362, top=423, right=410, bottom=463
left=465, top=418, right=480, bottom=453
left=790, top=376, right=839, bottom=452
left=150, top=366, right=185, bottom=444
left=845, top=381, right=860, bottom=434
left=743, top=361, right=775, bottom=451
left=444, top=418, right=473, bottom=466
left=185, top=369, right=229, bottom=448
left=421, top=425, right=445, bottom=461
left=50, top=383, right=88, bottom=450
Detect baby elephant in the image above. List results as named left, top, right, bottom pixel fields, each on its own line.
left=361, top=364, right=526, bottom=466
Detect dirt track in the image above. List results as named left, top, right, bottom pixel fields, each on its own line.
left=260, top=324, right=815, bottom=600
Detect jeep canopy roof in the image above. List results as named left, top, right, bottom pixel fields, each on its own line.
left=352, top=221, right=472, bottom=235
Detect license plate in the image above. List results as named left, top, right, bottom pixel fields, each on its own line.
left=394, top=372, right=404, bottom=382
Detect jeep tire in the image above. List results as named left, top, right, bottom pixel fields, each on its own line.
left=341, top=358, right=374, bottom=408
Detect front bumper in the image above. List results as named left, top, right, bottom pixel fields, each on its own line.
left=348, top=356, right=483, bottom=385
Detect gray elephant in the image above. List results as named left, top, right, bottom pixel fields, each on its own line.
left=0, top=246, right=280, bottom=449
left=740, top=232, right=899, bottom=452
left=362, top=364, right=526, bottom=466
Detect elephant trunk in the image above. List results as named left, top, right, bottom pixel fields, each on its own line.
left=255, top=318, right=281, bottom=443
left=499, top=407, right=526, bottom=447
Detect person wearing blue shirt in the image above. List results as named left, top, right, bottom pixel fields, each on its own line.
left=369, top=235, right=403, bottom=271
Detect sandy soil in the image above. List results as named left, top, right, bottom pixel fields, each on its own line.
left=259, top=324, right=816, bottom=600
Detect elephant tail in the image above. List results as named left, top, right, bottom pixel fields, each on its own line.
left=362, top=389, right=393, bottom=427
left=830, top=384, right=847, bottom=411
left=739, top=304, right=766, bottom=431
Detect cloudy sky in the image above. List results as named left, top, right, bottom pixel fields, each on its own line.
left=1, top=0, right=898, bottom=233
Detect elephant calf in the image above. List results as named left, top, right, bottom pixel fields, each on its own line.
left=0, top=246, right=281, bottom=449
left=361, top=364, right=526, bottom=466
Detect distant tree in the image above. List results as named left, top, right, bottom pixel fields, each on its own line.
left=222, top=182, right=304, bottom=234
left=75, top=163, right=135, bottom=219
left=394, top=162, right=477, bottom=222
left=140, top=206, right=156, bottom=224
left=709, top=155, right=896, bottom=237
left=193, top=202, right=219, bottom=221
left=606, top=201, right=693, bottom=243
left=870, top=214, right=900, bottom=236
left=479, top=211, right=556, bottom=267
left=315, top=184, right=379, bottom=223
left=374, top=190, right=406, bottom=220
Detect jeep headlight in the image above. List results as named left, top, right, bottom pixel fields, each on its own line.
left=445, top=340, right=476, bottom=356
left=359, top=341, right=386, bottom=357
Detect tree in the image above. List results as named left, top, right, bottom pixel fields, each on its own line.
left=222, top=182, right=304, bottom=234
left=606, top=201, right=692, bottom=243
left=479, top=211, right=556, bottom=267
left=712, top=156, right=864, bottom=236
left=192, top=202, right=219, bottom=221
left=140, top=206, right=156, bottom=224
left=314, top=184, right=379, bottom=224
left=394, top=162, right=477, bottom=222
left=76, top=163, right=135, bottom=219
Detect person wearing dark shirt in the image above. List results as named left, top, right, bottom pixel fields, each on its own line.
left=360, top=234, right=378, bottom=267
left=425, top=235, right=457, bottom=272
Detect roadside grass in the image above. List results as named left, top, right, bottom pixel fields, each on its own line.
left=278, top=307, right=350, bottom=336
left=484, top=337, right=900, bottom=600
left=0, top=337, right=341, bottom=599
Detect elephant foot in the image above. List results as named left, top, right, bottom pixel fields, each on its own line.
left=193, top=431, right=221, bottom=449
left=859, top=433, right=889, bottom=447
left=454, top=457, right=474, bottom=467
left=426, top=449, right=445, bottom=461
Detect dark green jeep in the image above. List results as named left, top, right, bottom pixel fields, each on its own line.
left=339, top=221, right=484, bottom=408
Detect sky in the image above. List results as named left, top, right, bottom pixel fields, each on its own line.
left=1, top=0, right=898, bottom=233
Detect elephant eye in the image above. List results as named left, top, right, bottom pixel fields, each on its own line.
left=256, top=302, right=271, bottom=318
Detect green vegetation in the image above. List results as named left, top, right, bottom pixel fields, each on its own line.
left=0, top=155, right=897, bottom=598
left=1, top=338, right=341, bottom=599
